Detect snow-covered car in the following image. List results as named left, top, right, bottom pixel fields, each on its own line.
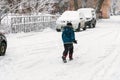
left=77, top=8, right=96, bottom=28
left=56, top=11, right=86, bottom=32
left=0, top=32, right=7, bottom=56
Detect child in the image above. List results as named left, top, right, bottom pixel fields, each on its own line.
left=62, top=22, right=77, bottom=63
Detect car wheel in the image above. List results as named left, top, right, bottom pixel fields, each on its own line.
left=93, top=23, right=95, bottom=28
left=89, top=22, right=93, bottom=28
left=76, top=23, right=80, bottom=32
left=93, top=21, right=96, bottom=28
left=0, top=42, right=7, bottom=56
left=83, top=26, right=86, bottom=30
left=56, top=29, right=61, bottom=32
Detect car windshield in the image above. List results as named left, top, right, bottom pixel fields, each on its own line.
left=78, top=9, right=93, bottom=18
left=59, top=11, right=79, bottom=20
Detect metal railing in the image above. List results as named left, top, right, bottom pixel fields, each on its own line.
left=1, top=14, right=59, bottom=33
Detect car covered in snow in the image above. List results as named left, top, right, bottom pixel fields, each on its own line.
left=77, top=8, right=96, bottom=28
left=0, top=32, right=7, bottom=56
left=56, top=11, right=86, bottom=32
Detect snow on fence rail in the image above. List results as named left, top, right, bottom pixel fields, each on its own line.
left=2, top=14, right=59, bottom=33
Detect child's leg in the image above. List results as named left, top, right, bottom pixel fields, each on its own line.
left=62, top=44, right=69, bottom=59
left=69, top=44, right=73, bottom=60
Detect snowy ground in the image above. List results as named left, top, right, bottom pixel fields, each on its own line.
left=1, top=16, right=120, bottom=80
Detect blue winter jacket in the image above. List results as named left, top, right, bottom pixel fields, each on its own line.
left=62, top=26, right=75, bottom=44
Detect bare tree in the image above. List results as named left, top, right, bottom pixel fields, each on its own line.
left=0, top=0, right=55, bottom=24
left=56, top=0, right=69, bottom=14
left=111, top=0, right=119, bottom=15
left=96, top=0, right=104, bottom=13
left=74, top=0, right=78, bottom=10
left=81, top=0, right=87, bottom=8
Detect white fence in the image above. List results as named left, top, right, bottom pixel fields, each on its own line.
left=1, top=14, right=59, bottom=33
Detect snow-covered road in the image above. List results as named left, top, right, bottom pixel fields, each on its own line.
left=0, top=16, right=120, bottom=80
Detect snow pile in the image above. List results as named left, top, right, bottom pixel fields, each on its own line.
left=43, top=27, right=55, bottom=32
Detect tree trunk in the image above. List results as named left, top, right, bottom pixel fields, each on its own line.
left=81, top=0, right=87, bottom=8
left=95, top=0, right=104, bottom=19
left=0, top=18, right=1, bottom=25
left=96, top=0, right=104, bottom=13
left=74, top=0, right=78, bottom=10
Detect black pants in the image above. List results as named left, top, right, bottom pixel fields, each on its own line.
left=63, top=44, right=73, bottom=59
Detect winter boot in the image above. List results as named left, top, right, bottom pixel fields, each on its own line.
left=69, top=58, right=73, bottom=61
left=62, top=56, right=67, bottom=63
left=69, top=53, right=73, bottom=61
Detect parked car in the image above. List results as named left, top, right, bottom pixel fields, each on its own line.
left=77, top=8, right=96, bottom=28
left=56, top=11, right=86, bottom=32
left=0, top=32, right=7, bottom=56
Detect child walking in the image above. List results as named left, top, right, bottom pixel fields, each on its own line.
left=61, top=22, right=77, bottom=63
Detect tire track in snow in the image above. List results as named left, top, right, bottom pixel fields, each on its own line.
left=90, top=45, right=117, bottom=80
left=76, top=25, right=117, bottom=39
left=90, top=45, right=120, bottom=80
left=90, top=27, right=120, bottom=80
